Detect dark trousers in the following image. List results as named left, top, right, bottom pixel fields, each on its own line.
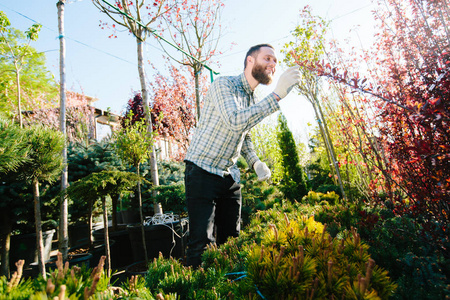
left=184, top=161, right=241, bottom=268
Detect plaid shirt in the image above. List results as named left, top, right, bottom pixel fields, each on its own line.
left=185, top=73, right=280, bottom=182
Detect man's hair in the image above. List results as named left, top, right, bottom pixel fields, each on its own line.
left=244, top=43, right=274, bottom=69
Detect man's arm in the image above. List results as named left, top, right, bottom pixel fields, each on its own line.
left=241, top=133, right=272, bottom=181
left=211, top=77, right=280, bottom=133
left=240, top=132, right=259, bottom=168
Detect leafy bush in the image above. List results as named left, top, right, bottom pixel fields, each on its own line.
left=358, top=209, right=450, bottom=300
left=238, top=157, right=284, bottom=227
left=145, top=254, right=234, bottom=299
left=2, top=255, right=116, bottom=299
left=313, top=202, right=362, bottom=238
left=276, top=113, right=308, bottom=201
left=302, top=190, right=340, bottom=206
left=141, top=160, right=186, bottom=215
left=244, top=217, right=397, bottom=299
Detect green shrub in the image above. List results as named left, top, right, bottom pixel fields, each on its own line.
left=313, top=202, right=362, bottom=237
left=245, top=217, right=397, bottom=299
left=358, top=210, right=450, bottom=300
left=1, top=255, right=118, bottom=299
left=276, top=113, right=308, bottom=201
left=145, top=254, right=234, bottom=299
left=302, top=190, right=340, bottom=206
left=145, top=183, right=186, bottom=216
left=238, top=157, right=283, bottom=227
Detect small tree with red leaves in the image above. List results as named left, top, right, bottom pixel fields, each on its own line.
left=290, top=0, right=449, bottom=261
left=123, top=64, right=199, bottom=160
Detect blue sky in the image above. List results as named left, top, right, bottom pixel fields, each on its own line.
left=0, top=0, right=376, bottom=142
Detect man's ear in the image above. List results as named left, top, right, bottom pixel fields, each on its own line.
left=246, top=55, right=254, bottom=66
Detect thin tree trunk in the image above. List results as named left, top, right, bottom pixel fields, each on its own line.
left=136, top=38, right=159, bottom=190
left=194, top=65, right=201, bottom=122
left=33, top=178, right=46, bottom=280
left=137, top=164, right=149, bottom=263
left=310, top=98, right=335, bottom=178
left=16, top=69, right=22, bottom=128
left=314, top=95, right=347, bottom=200
left=88, top=198, right=93, bottom=249
left=101, top=196, right=111, bottom=276
left=0, top=211, right=11, bottom=278
left=57, top=0, right=69, bottom=261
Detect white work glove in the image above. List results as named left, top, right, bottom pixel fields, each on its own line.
left=254, top=161, right=271, bottom=181
left=273, top=66, right=301, bottom=99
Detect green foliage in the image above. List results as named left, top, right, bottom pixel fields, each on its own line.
left=1, top=256, right=115, bottom=299
left=0, top=12, right=57, bottom=115
left=67, top=141, right=124, bottom=224
left=66, top=170, right=142, bottom=204
left=140, top=160, right=185, bottom=215
left=145, top=254, right=233, bottom=299
left=113, top=116, right=154, bottom=169
left=68, top=141, right=124, bottom=182
left=276, top=113, right=308, bottom=201
left=202, top=239, right=246, bottom=275
left=238, top=157, right=284, bottom=227
left=146, top=183, right=186, bottom=216
left=20, top=125, right=65, bottom=184
left=251, top=120, right=284, bottom=183
left=157, top=161, right=185, bottom=185
left=0, top=275, right=34, bottom=300
left=314, top=202, right=362, bottom=238
left=302, top=190, right=340, bottom=206
left=357, top=209, right=450, bottom=300
left=120, top=275, right=156, bottom=299
left=245, top=218, right=396, bottom=299
left=0, top=117, right=29, bottom=173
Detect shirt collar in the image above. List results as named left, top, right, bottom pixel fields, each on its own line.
left=239, top=73, right=253, bottom=96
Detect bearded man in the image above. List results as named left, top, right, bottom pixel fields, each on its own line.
left=183, top=43, right=300, bottom=268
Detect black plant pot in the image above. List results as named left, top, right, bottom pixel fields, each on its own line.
left=118, top=210, right=140, bottom=224
left=125, top=260, right=148, bottom=277
left=30, top=252, right=93, bottom=277
left=68, top=222, right=103, bottom=247
left=126, top=220, right=187, bottom=263
left=68, top=240, right=115, bottom=267
left=92, top=226, right=133, bottom=268
left=10, top=229, right=56, bottom=268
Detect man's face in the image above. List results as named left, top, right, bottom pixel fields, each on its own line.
left=251, top=47, right=277, bottom=85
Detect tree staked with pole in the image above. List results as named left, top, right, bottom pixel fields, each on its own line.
left=56, top=0, right=69, bottom=261
left=92, top=0, right=174, bottom=192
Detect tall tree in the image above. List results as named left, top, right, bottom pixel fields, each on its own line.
left=282, top=6, right=346, bottom=199
left=113, top=116, right=154, bottom=264
left=93, top=0, right=174, bottom=189
left=0, top=117, right=29, bottom=277
left=0, top=12, right=42, bottom=127
left=276, top=113, right=308, bottom=201
left=149, top=63, right=199, bottom=160
left=158, top=0, right=224, bottom=120
left=295, top=0, right=449, bottom=262
left=21, top=125, right=65, bottom=279
left=57, top=0, right=69, bottom=261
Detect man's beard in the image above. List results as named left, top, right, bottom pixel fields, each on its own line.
left=252, top=62, right=272, bottom=85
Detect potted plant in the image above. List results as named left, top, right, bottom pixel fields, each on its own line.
left=17, top=125, right=65, bottom=279
left=66, top=141, right=125, bottom=243
left=113, top=115, right=158, bottom=265
left=65, top=170, right=141, bottom=276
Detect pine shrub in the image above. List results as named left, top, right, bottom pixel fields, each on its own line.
left=244, top=215, right=397, bottom=299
